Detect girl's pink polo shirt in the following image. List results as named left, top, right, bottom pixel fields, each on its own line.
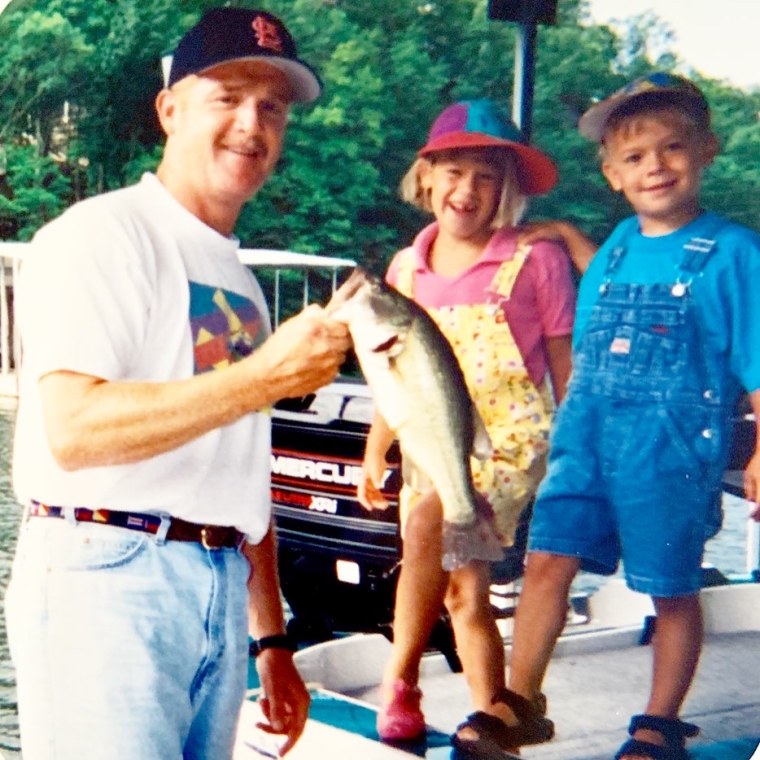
left=387, top=223, right=576, bottom=388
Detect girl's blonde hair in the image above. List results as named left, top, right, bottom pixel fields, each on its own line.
left=399, top=148, right=528, bottom=229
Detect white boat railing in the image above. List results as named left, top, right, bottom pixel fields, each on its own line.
left=0, top=243, right=23, bottom=384
left=236, top=247, right=356, bottom=327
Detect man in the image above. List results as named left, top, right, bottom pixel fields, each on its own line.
left=5, top=8, right=350, bottom=759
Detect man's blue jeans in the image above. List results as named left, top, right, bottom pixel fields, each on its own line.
left=5, top=516, right=250, bottom=759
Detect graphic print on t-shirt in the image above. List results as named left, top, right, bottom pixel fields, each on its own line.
left=189, top=282, right=265, bottom=373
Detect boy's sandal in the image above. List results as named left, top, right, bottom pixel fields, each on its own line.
left=490, top=688, right=554, bottom=743
left=615, top=714, right=700, bottom=760
left=451, top=687, right=554, bottom=758
left=450, top=712, right=523, bottom=759
left=529, top=690, right=548, bottom=715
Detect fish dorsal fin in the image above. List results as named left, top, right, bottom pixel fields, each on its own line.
left=471, top=406, right=493, bottom=461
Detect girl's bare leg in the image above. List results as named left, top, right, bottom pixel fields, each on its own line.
left=383, top=491, right=448, bottom=689
left=445, top=561, right=505, bottom=713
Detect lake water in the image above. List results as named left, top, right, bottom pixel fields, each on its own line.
left=0, top=405, right=756, bottom=756
left=0, top=408, right=21, bottom=759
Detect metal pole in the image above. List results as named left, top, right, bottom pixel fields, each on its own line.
left=274, top=269, right=281, bottom=328
left=512, top=21, right=537, bottom=140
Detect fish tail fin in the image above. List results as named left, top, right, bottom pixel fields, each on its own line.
left=441, top=515, right=503, bottom=571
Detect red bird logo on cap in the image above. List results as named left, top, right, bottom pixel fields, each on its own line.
left=252, top=15, right=283, bottom=52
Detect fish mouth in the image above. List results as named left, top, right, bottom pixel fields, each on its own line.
left=372, top=335, right=399, bottom=353
left=326, top=268, right=368, bottom=314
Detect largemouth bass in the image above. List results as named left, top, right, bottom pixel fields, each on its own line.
left=330, top=268, right=503, bottom=571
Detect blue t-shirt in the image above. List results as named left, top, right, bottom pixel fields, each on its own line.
left=575, top=211, right=760, bottom=394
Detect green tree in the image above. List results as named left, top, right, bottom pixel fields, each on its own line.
left=0, top=8, right=93, bottom=149
left=0, top=0, right=758, bottom=255
left=0, top=143, right=71, bottom=239
left=0, top=4, right=95, bottom=236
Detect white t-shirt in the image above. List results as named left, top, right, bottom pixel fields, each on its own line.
left=13, top=173, right=274, bottom=541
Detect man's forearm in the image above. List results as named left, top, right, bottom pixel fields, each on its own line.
left=243, top=526, right=288, bottom=638
left=38, top=305, right=349, bottom=471
left=38, top=359, right=277, bottom=471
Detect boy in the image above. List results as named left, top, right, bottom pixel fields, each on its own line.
left=484, top=72, right=760, bottom=760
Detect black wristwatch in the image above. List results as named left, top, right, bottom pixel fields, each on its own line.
left=249, top=633, right=297, bottom=658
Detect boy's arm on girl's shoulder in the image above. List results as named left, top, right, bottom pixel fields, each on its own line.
left=517, top=220, right=599, bottom=274
left=545, top=334, right=572, bottom=404
left=743, top=389, right=760, bottom=521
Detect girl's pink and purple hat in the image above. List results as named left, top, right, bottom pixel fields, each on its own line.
left=417, top=99, right=558, bottom=195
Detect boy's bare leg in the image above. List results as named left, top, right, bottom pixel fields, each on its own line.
left=383, top=491, right=449, bottom=690
left=619, top=594, right=703, bottom=760
left=507, top=552, right=580, bottom=708
left=450, top=551, right=578, bottom=754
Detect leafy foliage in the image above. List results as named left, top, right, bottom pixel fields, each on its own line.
left=0, top=0, right=758, bottom=253
left=0, top=143, right=71, bottom=239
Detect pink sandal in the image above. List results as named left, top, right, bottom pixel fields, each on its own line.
left=376, top=679, right=426, bottom=741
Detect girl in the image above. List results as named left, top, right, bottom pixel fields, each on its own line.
left=356, top=99, right=576, bottom=757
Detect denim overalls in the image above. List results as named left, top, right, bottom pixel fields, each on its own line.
left=530, top=223, right=733, bottom=597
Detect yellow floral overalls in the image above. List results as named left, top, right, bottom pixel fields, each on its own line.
left=395, top=245, right=554, bottom=546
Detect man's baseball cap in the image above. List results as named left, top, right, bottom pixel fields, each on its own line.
left=579, top=72, right=710, bottom=142
left=164, top=7, right=321, bottom=102
left=418, top=99, right=558, bottom=195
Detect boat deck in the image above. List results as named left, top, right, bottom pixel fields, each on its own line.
left=236, top=582, right=760, bottom=759
left=359, top=629, right=760, bottom=760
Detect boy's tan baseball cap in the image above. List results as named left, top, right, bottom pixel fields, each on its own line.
left=579, top=72, right=710, bottom=142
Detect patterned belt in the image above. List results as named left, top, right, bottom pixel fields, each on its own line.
left=28, top=500, right=245, bottom=550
